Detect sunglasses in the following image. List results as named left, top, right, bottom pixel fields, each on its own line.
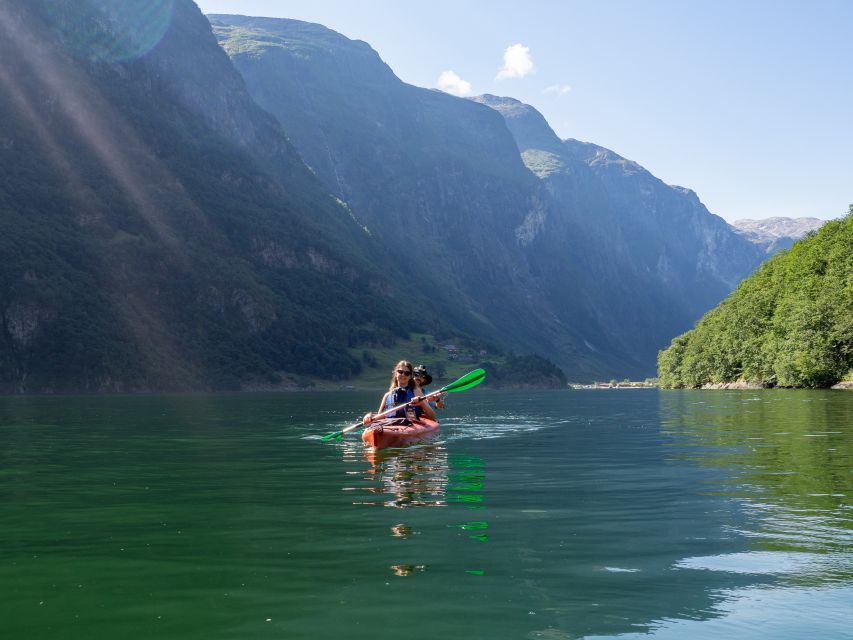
left=396, top=369, right=412, bottom=376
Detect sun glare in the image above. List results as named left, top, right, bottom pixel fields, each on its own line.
left=45, top=0, right=176, bottom=63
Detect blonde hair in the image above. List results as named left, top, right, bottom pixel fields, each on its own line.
left=388, top=360, right=414, bottom=392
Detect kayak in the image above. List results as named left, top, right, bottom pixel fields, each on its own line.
left=362, top=417, right=441, bottom=449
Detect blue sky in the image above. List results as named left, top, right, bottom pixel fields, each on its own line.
left=195, top=0, right=852, bottom=222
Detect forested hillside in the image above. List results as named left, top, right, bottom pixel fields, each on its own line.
left=658, top=208, right=853, bottom=388
left=0, top=0, right=420, bottom=392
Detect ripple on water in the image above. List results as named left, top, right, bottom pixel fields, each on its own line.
left=442, top=415, right=574, bottom=441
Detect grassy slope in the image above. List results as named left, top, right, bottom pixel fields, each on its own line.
left=306, top=334, right=487, bottom=391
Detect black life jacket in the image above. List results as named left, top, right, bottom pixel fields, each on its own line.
left=384, top=386, right=422, bottom=419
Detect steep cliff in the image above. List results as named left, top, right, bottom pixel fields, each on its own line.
left=212, top=15, right=626, bottom=377
left=0, top=0, right=413, bottom=392
left=210, top=12, right=766, bottom=378
left=473, top=94, right=767, bottom=368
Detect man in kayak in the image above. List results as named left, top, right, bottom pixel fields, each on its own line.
left=413, top=365, right=445, bottom=411
left=363, top=360, right=436, bottom=425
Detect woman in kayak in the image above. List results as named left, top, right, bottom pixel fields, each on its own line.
left=363, top=360, right=436, bottom=424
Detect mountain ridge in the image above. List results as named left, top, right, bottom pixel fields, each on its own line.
left=0, top=0, right=421, bottom=392
left=211, top=15, right=770, bottom=378
left=469, top=93, right=766, bottom=360
left=731, top=216, right=828, bottom=254
left=0, top=4, right=791, bottom=391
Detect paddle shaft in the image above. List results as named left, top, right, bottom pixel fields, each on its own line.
left=335, top=389, right=445, bottom=437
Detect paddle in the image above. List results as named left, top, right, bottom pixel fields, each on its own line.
left=321, top=368, right=486, bottom=442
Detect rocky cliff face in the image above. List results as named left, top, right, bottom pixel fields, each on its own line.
left=211, top=15, right=620, bottom=376
left=0, top=0, right=410, bottom=392
left=472, top=95, right=767, bottom=367
left=211, top=16, right=771, bottom=378
left=0, top=2, right=780, bottom=390
left=731, top=217, right=827, bottom=254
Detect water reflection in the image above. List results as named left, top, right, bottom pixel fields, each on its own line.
left=645, top=390, right=853, bottom=638
left=660, top=391, right=853, bottom=563
left=500, top=390, right=853, bottom=639
left=3, top=391, right=851, bottom=639
left=339, top=438, right=492, bottom=576
left=343, top=442, right=450, bottom=508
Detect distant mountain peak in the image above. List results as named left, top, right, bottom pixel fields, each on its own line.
left=470, top=94, right=563, bottom=154
left=730, top=217, right=828, bottom=254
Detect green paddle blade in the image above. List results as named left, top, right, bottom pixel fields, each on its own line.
left=440, top=368, right=486, bottom=393
left=321, top=430, right=344, bottom=442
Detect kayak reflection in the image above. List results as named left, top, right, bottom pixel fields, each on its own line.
left=360, top=444, right=450, bottom=508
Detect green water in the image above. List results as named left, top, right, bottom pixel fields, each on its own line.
left=1, top=390, right=852, bottom=639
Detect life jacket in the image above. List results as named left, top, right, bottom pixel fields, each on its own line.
left=384, top=386, right=422, bottom=419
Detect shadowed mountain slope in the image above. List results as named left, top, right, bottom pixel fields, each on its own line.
left=211, top=14, right=634, bottom=377
left=211, top=13, right=766, bottom=378
left=473, top=95, right=767, bottom=368
left=0, top=0, right=417, bottom=392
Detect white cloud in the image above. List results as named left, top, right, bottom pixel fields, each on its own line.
left=543, top=84, right=572, bottom=95
left=496, top=43, right=534, bottom=80
left=436, top=70, right=472, bottom=96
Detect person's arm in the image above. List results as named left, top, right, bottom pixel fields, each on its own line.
left=376, top=392, right=390, bottom=414
left=365, top=392, right=390, bottom=425
left=412, top=387, right=437, bottom=421
left=420, top=401, right=437, bottom=421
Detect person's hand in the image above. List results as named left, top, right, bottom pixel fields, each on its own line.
left=411, top=396, right=424, bottom=405
left=363, top=412, right=374, bottom=425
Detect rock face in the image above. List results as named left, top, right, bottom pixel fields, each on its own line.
left=472, top=95, right=767, bottom=369
left=0, top=0, right=411, bottom=392
left=0, top=4, right=784, bottom=391
left=211, top=16, right=770, bottom=379
left=731, top=217, right=827, bottom=254
left=212, top=15, right=620, bottom=377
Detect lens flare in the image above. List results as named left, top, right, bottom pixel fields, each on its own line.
left=48, top=0, right=175, bottom=63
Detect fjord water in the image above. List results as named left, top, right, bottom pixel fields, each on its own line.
left=1, top=390, right=851, bottom=639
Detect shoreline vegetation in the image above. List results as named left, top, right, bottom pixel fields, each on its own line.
left=658, top=209, right=852, bottom=391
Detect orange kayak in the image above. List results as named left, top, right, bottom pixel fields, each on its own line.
left=362, top=417, right=441, bottom=449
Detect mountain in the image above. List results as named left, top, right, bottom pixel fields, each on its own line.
left=211, top=14, right=630, bottom=378
left=211, top=16, right=767, bottom=379
left=658, top=209, right=852, bottom=388
left=0, top=3, right=780, bottom=392
left=471, top=95, right=767, bottom=368
left=731, top=217, right=827, bottom=254
left=0, top=0, right=419, bottom=392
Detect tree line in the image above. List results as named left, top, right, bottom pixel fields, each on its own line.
left=658, top=207, right=852, bottom=388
